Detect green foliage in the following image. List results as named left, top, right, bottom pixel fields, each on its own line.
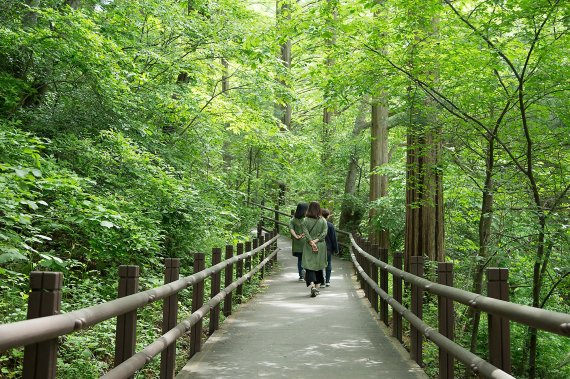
left=1, top=0, right=569, bottom=377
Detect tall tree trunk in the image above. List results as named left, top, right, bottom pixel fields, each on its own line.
left=369, top=97, right=389, bottom=248
left=275, top=0, right=292, bottom=130
left=221, top=58, right=232, bottom=170
left=404, top=12, right=444, bottom=268
left=246, top=146, right=253, bottom=205
left=339, top=99, right=369, bottom=234
left=369, top=0, right=390, bottom=248
left=320, top=0, right=337, bottom=200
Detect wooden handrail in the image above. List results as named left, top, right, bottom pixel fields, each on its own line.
left=0, top=235, right=280, bottom=352
left=349, top=235, right=570, bottom=336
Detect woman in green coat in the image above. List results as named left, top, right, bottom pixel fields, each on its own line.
left=289, top=202, right=308, bottom=281
left=301, top=201, right=328, bottom=297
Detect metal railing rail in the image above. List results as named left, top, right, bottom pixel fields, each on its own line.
left=0, top=235, right=278, bottom=351
left=250, top=201, right=292, bottom=218
left=0, top=233, right=280, bottom=379
left=261, top=215, right=289, bottom=228
left=101, top=245, right=280, bottom=379
left=350, top=235, right=570, bottom=336
left=350, top=246, right=514, bottom=379
left=348, top=233, right=570, bottom=379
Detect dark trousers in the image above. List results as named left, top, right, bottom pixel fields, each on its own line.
left=304, top=269, right=325, bottom=287
left=325, top=251, right=332, bottom=283
left=293, top=252, right=303, bottom=278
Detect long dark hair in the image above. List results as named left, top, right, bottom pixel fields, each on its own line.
left=294, top=202, right=308, bottom=219
left=306, top=201, right=321, bottom=219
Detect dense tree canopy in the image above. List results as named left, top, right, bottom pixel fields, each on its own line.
left=1, top=0, right=568, bottom=378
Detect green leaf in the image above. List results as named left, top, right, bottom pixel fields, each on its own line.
left=0, top=251, right=28, bottom=264
left=100, top=220, right=115, bottom=228
left=14, top=168, right=28, bottom=178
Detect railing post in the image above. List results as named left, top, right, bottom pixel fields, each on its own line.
left=487, top=268, right=511, bottom=374
left=236, top=243, right=244, bottom=301
left=361, top=240, right=368, bottom=299
left=410, top=256, right=424, bottom=367
left=274, top=205, right=279, bottom=233
left=245, top=241, right=252, bottom=283
left=273, top=232, right=278, bottom=264
left=190, top=253, right=205, bottom=358
left=380, top=247, right=389, bottom=326
left=252, top=238, right=259, bottom=280
left=355, top=239, right=362, bottom=287
left=160, top=259, right=180, bottom=379
left=392, top=252, right=403, bottom=342
left=114, top=265, right=139, bottom=378
left=209, top=248, right=222, bottom=335
left=223, top=244, right=234, bottom=317
left=23, top=272, right=63, bottom=379
left=438, top=262, right=454, bottom=379
left=260, top=235, right=266, bottom=279
left=370, top=244, right=379, bottom=314
left=366, top=241, right=378, bottom=304
left=257, top=222, right=262, bottom=239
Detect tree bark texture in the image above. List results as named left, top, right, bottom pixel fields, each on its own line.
left=369, top=99, right=390, bottom=248
left=275, top=0, right=292, bottom=130
left=339, top=99, right=369, bottom=234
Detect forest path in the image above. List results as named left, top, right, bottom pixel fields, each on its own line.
left=176, top=235, right=427, bottom=379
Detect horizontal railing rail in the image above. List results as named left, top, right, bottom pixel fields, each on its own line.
left=249, top=201, right=292, bottom=218
left=350, top=235, right=570, bottom=336
left=261, top=214, right=289, bottom=228
left=348, top=233, right=570, bottom=379
left=0, top=231, right=280, bottom=379
left=102, top=243, right=280, bottom=379
left=350, top=245, right=514, bottom=379
left=0, top=235, right=279, bottom=351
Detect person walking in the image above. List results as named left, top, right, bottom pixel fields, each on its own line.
left=289, top=202, right=308, bottom=281
left=321, top=209, right=338, bottom=287
left=301, top=201, right=328, bottom=297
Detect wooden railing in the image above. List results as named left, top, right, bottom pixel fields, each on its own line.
left=349, top=234, right=570, bottom=379
left=0, top=231, right=280, bottom=379
left=256, top=204, right=570, bottom=378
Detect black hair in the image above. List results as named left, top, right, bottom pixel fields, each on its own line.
left=294, top=202, right=309, bottom=219
left=321, top=209, right=330, bottom=219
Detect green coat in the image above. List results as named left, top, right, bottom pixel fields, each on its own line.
left=301, top=217, right=328, bottom=271
left=289, top=217, right=306, bottom=255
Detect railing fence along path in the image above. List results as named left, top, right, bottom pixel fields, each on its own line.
left=348, top=233, right=570, bottom=379
left=256, top=203, right=570, bottom=379
left=4, top=200, right=570, bottom=379
left=0, top=231, right=280, bottom=379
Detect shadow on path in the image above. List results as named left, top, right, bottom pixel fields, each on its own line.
left=176, top=236, right=427, bottom=379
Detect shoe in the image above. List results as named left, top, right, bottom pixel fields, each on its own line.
left=299, top=277, right=304, bottom=281
left=326, top=282, right=330, bottom=287
left=311, top=287, right=318, bottom=297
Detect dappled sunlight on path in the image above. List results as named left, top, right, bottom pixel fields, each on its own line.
left=176, top=236, right=427, bottom=379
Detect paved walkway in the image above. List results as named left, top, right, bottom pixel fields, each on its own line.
left=176, top=236, right=427, bottom=379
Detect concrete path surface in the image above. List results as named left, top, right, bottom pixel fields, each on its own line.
left=176, top=236, right=427, bottom=379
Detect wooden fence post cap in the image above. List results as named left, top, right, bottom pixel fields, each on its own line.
left=487, top=267, right=508, bottom=281
left=164, top=258, right=180, bottom=268
left=30, top=272, right=63, bottom=290
left=118, top=265, right=140, bottom=277
left=438, top=262, right=453, bottom=272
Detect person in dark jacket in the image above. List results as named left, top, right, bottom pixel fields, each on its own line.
left=321, top=209, right=338, bottom=287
